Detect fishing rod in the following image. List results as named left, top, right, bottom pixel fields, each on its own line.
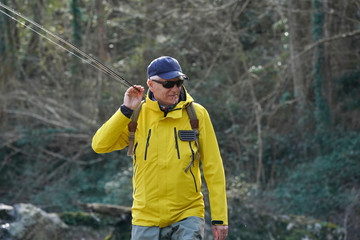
left=0, top=2, right=140, bottom=92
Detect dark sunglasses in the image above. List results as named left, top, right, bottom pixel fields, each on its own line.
left=152, top=79, right=184, bottom=88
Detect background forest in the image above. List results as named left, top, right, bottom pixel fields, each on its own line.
left=0, top=0, right=359, bottom=239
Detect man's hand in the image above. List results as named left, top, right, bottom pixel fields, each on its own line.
left=212, top=225, right=228, bottom=240
left=124, top=85, right=145, bottom=110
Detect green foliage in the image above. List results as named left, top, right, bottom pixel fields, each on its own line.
left=104, top=220, right=132, bottom=240
left=335, top=69, right=360, bottom=111
left=270, top=132, right=360, bottom=216
left=103, top=168, right=133, bottom=206
left=228, top=202, right=345, bottom=240
left=0, top=127, right=132, bottom=212
left=30, top=151, right=132, bottom=212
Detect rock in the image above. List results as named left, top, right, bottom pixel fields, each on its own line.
left=0, top=204, right=14, bottom=223
left=0, top=204, right=14, bottom=240
left=0, top=203, right=68, bottom=240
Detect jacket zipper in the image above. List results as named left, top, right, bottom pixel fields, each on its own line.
left=188, top=142, right=198, bottom=192
left=189, top=167, right=198, bottom=192
left=174, top=127, right=180, bottom=159
left=133, top=164, right=138, bottom=195
left=144, top=129, right=151, bottom=160
left=133, top=142, right=138, bottom=165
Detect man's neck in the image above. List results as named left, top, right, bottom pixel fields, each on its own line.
left=148, top=88, right=185, bottom=111
left=151, top=95, right=178, bottom=111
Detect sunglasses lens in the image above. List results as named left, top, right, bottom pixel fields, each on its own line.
left=163, top=80, right=183, bottom=88
left=152, top=79, right=184, bottom=88
left=177, top=80, right=184, bottom=86
left=162, top=82, right=175, bottom=88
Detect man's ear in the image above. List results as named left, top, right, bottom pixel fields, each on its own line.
left=147, top=79, right=154, bottom=91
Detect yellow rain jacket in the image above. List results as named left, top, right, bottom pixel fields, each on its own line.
left=92, top=87, right=228, bottom=228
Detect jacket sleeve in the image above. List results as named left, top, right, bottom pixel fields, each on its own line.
left=92, top=108, right=131, bottom=153
left=197, top=104, right=228, bottom=225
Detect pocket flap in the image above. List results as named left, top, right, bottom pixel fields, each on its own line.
left=178, top=130, right=197, bottom=141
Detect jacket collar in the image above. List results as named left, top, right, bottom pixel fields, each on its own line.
left=145, top=86, right=194, bottom=118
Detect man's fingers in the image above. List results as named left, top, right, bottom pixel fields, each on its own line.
left=126, top=85, right=144, bottom=98
left=220, top=230, right=227, bottom=240
left=133, top=86, right=144, bottom=96
left=211, top=225, right=218, bottom=240
left=212, top=225, right=228, bottom=240
left=123, top=85, right=145, bottom=110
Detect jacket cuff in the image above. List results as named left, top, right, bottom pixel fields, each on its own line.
left=211, top=220, right=224, bottom=225
left=120, top=104, right=134, bottom=118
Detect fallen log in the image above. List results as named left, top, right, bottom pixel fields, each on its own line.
left=77, top=202, right=131, bottom=217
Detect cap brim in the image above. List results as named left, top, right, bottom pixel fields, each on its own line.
left=158, top=71, right=187, bottom=80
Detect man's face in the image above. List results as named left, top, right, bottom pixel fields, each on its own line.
left=148, top=77, right=183, bottom=107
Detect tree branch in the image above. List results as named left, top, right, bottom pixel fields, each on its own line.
left=294, top=29, right=360, bottom=59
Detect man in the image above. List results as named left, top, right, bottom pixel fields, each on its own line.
left=92, top=56, right=228, bottom=240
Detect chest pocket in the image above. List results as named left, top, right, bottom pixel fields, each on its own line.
left=175, top=129, right=199, bottom=171
left=133, top=128, right=152, bottom=162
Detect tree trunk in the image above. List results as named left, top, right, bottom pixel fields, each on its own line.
left=70, top=0, right=83, bottom=111
left=96, top=0, right=106, bottom=122
left=287, top=0, right=312, bottom=105
left=312, top=0, right=331, bottom=153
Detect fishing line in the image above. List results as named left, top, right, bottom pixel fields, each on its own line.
left=0, top=8, right=93, bottom=69
left=0, top=2, right=139, bottom=91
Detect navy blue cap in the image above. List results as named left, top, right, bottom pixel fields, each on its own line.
left=147, top=56, right=187, bottom=80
